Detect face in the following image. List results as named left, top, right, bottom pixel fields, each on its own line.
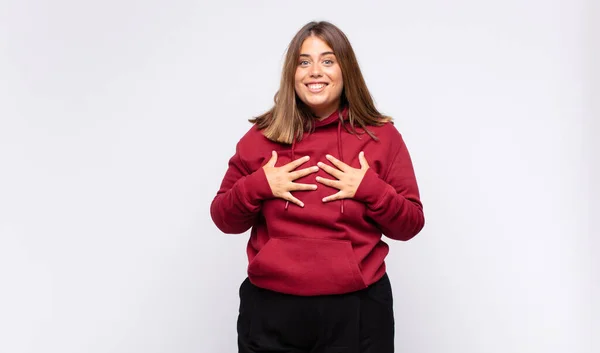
left=294, top=36, right=344, bottom=119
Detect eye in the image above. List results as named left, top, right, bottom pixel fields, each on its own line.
left=299, top=60, right=310, bottom=66
left=323, top=59, right=334, bottom=65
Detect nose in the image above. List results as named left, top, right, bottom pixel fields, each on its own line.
left=310, top=63, right=322, bottom=78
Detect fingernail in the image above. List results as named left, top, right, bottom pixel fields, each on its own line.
left=313, top=166, right=319, bottom=171
left=299, top=202, right=304, bottom=207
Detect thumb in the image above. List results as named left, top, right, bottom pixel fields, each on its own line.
left=267, top=150, right=278, bottom=167
left=359, top=151, right=369, bottom=169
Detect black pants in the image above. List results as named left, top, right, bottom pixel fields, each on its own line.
left=237, top=273, right=395, bottom=353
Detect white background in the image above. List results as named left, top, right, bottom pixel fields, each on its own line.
left=0, top=0, right=597, bottom=352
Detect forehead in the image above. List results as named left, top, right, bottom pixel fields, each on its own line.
left=299, top=36, right=334, bottom=55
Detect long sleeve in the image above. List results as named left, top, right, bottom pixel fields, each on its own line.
left=210, top=145, right=273, bottom=234
left=353, top=136, right=425, bottom=241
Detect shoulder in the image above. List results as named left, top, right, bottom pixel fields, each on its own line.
left=232, top=123, right=280, bottom=172
left=366, top=121, right=406, bottom=149
left=236, top=124, right=270, bottom=149
left=223, top=124, right=266, bottom=165
left=372, top=121, right=402, bottom=137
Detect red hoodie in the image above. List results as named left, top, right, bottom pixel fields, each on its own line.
left=210, top=109, right=424, bottom=296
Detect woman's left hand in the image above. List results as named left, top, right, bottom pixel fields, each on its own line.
left=316, top=152, right=370, bottom=202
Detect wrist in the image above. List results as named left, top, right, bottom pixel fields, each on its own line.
left=242, top=168, right=274, bottom=202
left=354, top=168, right=391, bottom=205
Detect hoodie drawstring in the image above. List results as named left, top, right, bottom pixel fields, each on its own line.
left=284, top=137, right=297, bottom=211
left=285, top=109, right=345, bottom=213
left=337, top=118, right=344, bottom=214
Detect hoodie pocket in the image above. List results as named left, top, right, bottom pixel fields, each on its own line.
left=247, top=237, right=367, bottom=296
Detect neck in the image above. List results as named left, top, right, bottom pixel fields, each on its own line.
left=313, top=105, right=339, bottom=121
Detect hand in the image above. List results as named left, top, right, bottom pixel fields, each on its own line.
left=262, top=151, right=319, bottom=207
left=316, top=152, right=370, bottom=202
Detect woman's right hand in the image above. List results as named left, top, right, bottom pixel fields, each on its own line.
left=262, top=151, right=319, bottom=207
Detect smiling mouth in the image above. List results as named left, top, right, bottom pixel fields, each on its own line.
left=306, top=83, right=328, bottom=93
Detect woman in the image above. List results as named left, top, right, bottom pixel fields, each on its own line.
left=210, top=21, right=425, bottom=353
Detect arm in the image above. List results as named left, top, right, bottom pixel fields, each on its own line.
left=353, top=136, right=425, bottom=241
left=210, top=144, right=273, bottom=234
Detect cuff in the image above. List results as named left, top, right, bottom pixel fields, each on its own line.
left=353, top=168, right=394, bottom=206
left=239, top=167, right=273, bottom=203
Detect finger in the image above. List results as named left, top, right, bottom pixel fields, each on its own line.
left=289, top=166, right=319, bottom=180
left=358, top=151, right=370, bottom=170
left=325, top=154, right=350, bottom=172
left=284, top=193, right=304, bottom=207
left=289, top=182, right=318, bottom=191
left=315, top=176, right=342, bottom=189
left=317, top=161, right=344, bottom=179
left=284, top=155, right=311, bottom=172
left=266, top=150, right=277, bottom=167
left=322, top=191, right=345, bottom=203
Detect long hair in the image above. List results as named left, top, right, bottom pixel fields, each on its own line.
left=250, top=21, right=392, bottom=144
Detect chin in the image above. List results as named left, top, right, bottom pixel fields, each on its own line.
left=304, top=97, right=329, bottom=108
left=306, top=103, right=327, bottom=112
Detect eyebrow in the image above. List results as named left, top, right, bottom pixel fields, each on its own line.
left=299, top=51, right=335, bottom=57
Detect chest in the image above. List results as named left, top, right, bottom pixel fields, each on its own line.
left=246, top=130, right=387, bottom=177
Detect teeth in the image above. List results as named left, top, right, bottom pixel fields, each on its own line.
left=308, top=83, right=326, bottom=90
